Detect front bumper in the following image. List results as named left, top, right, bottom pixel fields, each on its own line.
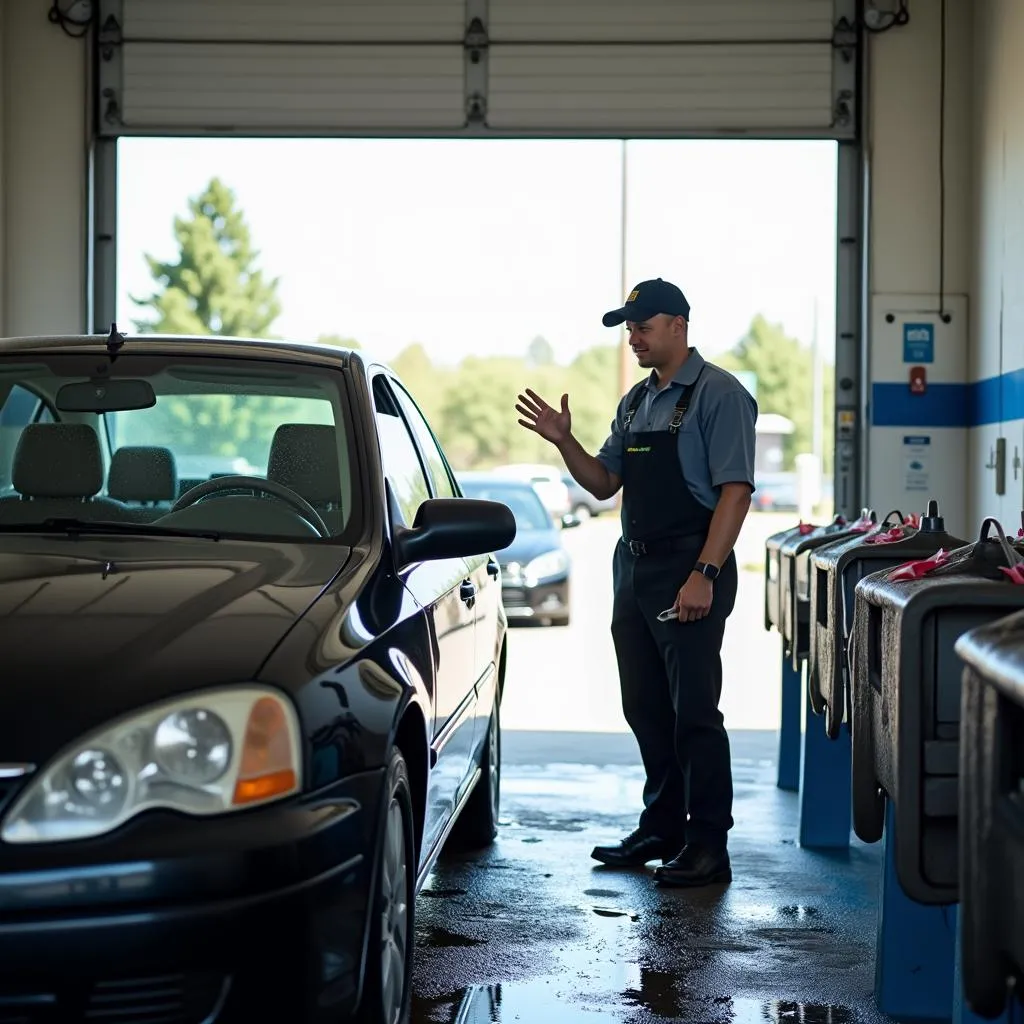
left=0, top=767, right=386, bottom=1023
left=501, top=576, right=570, bottom=621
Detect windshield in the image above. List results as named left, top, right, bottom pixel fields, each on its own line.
left=0, top=352, right=355, bottom=542
left=460, top=480, right=552, bottom=531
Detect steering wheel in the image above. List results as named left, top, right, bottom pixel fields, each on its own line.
left=170, top=475, right=331, bottom=538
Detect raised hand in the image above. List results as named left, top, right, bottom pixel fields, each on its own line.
left=516, top=389, right=571, bottom=445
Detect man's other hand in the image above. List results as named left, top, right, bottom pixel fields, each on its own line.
left=673, top=572, right=713, bottom=622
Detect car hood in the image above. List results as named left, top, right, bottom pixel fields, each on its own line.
left=495, top=530, right=565, bottom=567
left=0, top=534, right=351, bottom=761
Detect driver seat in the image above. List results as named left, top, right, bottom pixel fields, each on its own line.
left=266, top=424, right=344, bottom=533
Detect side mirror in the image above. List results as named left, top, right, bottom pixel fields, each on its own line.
left=394, top=498, right=516, bottom=570
left=560, top=513, right=582, bottom=529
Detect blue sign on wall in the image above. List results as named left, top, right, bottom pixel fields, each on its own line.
left=903, top=322, right=934, bottom=364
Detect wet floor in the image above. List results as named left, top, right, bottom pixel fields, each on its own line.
left=411, top=729, right=893, bottom=1024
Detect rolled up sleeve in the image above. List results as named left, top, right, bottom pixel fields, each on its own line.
left=595, top=397, right=627, bottom=477
left=703, top=388, right=758, bottom=491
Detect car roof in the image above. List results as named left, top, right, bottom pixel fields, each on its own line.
left=0, top=332, right=366, bottom=370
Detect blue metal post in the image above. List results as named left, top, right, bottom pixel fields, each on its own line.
left=777, top=652, right=801, bottom=792
left=875, top=800, right=955, bottom=1020
left=798, top=692, right=852, bottom=848
left=952, top=905, right=1020, bottom=1024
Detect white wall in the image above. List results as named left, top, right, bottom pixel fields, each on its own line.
left=864, top=0, right=974, bottom=539
left=969, top=0, right=1024, bottom=535
left=0, top=0, right=88, bottom=337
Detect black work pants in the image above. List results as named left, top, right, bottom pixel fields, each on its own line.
left=610, top=539, right=738, bottom=851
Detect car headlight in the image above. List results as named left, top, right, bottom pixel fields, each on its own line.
left=524, top=549, right=569, bottom=585
left=1, top=686, right=302, bottom=844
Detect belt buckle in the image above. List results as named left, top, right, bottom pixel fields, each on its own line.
left=628, top=539, right=646, bottom=556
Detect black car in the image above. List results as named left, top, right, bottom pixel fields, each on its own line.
left=457, top=473, right=576, bottom=627
left=0, top=332, right=516, bottom=1024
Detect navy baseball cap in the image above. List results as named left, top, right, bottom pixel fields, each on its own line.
left=602, top=278, right=690, bottom=327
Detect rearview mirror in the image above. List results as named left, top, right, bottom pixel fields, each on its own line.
left=560, top=513, right=582, bottom=529
left=394, top=498, right=516, bottom=570
left=56, top=378, right=156, bottom=413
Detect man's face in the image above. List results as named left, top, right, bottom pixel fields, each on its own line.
left=626, top=314, right=685, bottom=369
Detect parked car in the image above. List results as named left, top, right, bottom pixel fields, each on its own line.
left=0, top=331, right=516, bottom=1024
left=560, top=472, right=618, bottom=519
left=489, top=462, right=571, bottom=519
left=458, top=472, right=576, bottom=627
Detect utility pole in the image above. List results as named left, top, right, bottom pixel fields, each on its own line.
left=617, top=139, right=631, bottom=400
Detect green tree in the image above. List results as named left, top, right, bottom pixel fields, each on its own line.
left=125, top=179, right=304, bottom=467
left=132, top=177, right=281, bottom=338
left=717, top=315, right=824, bottom=470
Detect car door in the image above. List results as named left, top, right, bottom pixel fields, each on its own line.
left=389, top=380, right=501, bottom=765
left=372, top=375, right=478, bottom=859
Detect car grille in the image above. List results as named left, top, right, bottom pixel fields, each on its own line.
left=0, top=973, right=229, bottom=1024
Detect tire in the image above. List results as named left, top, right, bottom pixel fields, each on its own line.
left=573, top=504, right=592, bottom=522
left=445, top=700, right=501, bottom=852
left=357, top=748, right=415, bottom=1024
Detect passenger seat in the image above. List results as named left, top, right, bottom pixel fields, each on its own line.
left=0, top=423, right=132, bottom=523
left=266, top=424, right=344, bottom=533
left=108, top=446, right=178, bottom=520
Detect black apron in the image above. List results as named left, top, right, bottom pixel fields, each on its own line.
left=621, top=368, right=712, bottom=553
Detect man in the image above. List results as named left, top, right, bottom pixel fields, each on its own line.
left=515, top=278, right=757, bottom=888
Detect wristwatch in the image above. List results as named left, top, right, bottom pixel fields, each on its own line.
left=693, top=561, right=720, bottom=581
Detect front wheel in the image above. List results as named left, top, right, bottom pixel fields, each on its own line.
left=357, top=748, right=415, bottom=1024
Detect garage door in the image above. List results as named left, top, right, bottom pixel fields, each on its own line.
left=94, top=0, right=858, bottom=138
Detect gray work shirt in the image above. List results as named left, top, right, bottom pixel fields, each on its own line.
left=596, top=347, right=759, bottom=513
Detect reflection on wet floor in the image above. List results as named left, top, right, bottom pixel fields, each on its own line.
left=411, top=732, right=891, bottom=1024
left=414, top=981, right=857, bottom=1024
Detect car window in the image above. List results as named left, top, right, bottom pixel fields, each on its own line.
left=390, top=382, right=456, bottom=500
left=0, top=354, right=356, bottom=542
left=373, top=376, right=431, bottom=527
left=0, top=385, right=54, bottom=492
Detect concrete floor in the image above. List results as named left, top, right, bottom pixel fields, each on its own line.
left=411, top=729, right=894, bottom=1024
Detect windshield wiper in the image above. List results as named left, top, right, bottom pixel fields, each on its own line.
left=0, top=518, right=221, bottom=540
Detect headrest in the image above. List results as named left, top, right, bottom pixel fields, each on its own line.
left=108, top=446, right=178, bottom=502
left=12, top=423, right=104, bottom=499
left=267, top=424, right=342, bottom=507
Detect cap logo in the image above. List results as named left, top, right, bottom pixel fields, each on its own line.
left=627, top=289, right=639, bottom=302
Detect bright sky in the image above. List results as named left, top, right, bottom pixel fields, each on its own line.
left=116, top=138, right=838, bottom=367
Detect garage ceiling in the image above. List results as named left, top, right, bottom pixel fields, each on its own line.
left=94, top=0, right=858, bottom=138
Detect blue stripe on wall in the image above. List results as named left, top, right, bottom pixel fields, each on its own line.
left=872, top=368, right=1024, bottom=427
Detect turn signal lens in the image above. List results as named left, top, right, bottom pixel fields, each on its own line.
left=232, top=696, right=299, bottom=805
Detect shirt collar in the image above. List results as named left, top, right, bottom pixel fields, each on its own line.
left=645, top=347, right=705, bottom=390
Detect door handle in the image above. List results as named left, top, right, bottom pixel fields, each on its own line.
left=460, top=580, right=477, bottom=606
left=486, top=559, right=499, bottom=578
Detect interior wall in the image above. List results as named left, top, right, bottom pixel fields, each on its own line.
left=969, top=0, right=1024, bottom=534
left=0, top=0, right=88, bottom=337
left=863, top=0, right=974, bottom=538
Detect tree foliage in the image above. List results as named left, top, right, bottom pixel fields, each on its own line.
left=132, top=178, right=281, bottom=337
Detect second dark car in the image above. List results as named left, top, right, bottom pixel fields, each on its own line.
left=458, top=473, right=576, bottom=627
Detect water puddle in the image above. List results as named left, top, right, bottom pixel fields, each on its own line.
left=411, top=979, right=857, bottom=1023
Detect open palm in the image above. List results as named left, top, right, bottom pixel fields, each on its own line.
left=516, top=389, right=571, bottom=444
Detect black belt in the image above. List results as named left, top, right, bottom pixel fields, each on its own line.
left=622, top=533, right=706, bottom=556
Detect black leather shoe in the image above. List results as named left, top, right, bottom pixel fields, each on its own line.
left=591, top=829, right=679, bottom=867
left=653, top=844, right=731, bottom=887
